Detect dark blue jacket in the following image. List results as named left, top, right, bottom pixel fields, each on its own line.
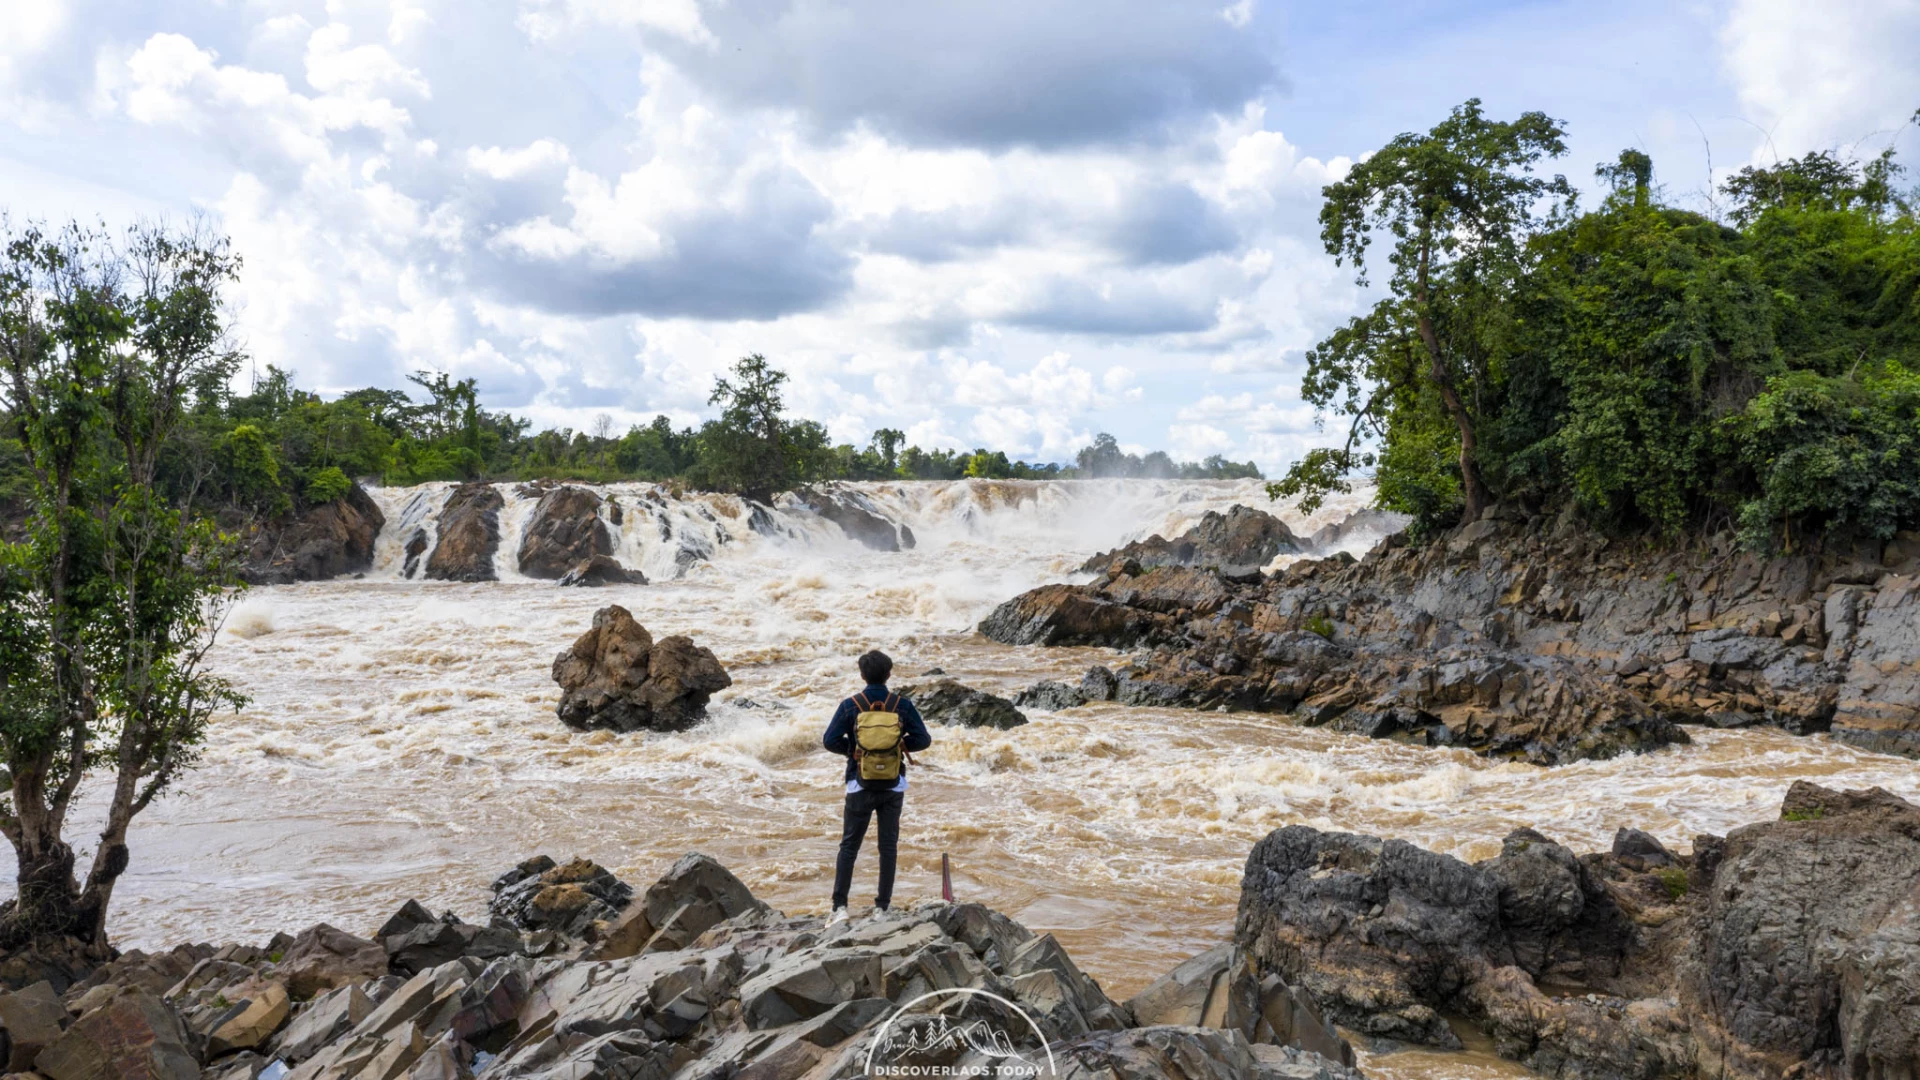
left=823, top=684, right=932, bottom=784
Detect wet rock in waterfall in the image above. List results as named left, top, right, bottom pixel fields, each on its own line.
left=401, top=528, right=429, bottom=579
left=557, top=555, right=646, bottom=587
left=517, top=486, right=613, bottom=579
left=551, top=605, right=731, bottom=732
left=800, top=488, right=913, bottom=552
left=900, top=679, right=1028, bottom=729
left=746, top=502, right=794, bottom=539
left=1080, top=505, right=1300, bottom=577
left=1305, top=508, right=1409, bottom=553
left=424, top=483, right=503, bottom=582
left=1014, top=680, right=1087, bottom=711
left=242, top=482, right=387, bottom=585
left=487, top=856, right=634, bottom=938
left=35, top=986, right=199, bottom=1080
left=672, top=530, right=715, bottom=575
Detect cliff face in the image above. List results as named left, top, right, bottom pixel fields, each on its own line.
left=1361, top=511, right=1919, bottom=757
left=981, top=508, right=1920, bottom=762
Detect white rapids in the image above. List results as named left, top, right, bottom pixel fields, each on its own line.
left=65, top=479, right=1920, bottom=1079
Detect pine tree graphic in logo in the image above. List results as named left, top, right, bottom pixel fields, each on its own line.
left=864, top=988, right=1059, bottom=1078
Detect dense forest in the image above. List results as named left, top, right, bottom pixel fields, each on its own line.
left=1274, top=101, right=1920, bottom=552
left=0, top=343, right=1259, bottom=522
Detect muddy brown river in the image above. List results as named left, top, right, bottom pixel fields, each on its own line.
left=64, top=479, right=1920, bottom=1078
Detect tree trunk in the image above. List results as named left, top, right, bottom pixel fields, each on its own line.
left=0, top=833, right=97, bottom=949
left=1414, top=229, right=1491, bottom=523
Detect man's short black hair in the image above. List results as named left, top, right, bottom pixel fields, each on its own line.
left=858, top=650, right=893, bottom=685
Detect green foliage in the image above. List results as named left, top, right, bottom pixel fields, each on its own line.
left=1303, top=614, right=1335, bottom=639
left=1280, top=99, right=1574, bottom=525
left=1725, top=364, right=1920, bottom=551
left=1655, top=867, right=1689, bottom=900
left=1076, top=432, right=1259, bottom=480
left=1782, top=806, right=1826, bottom=822
left=0, top=216, right=247, bottom=945
left=688, top=355, right=834, bottom=501
left=1281, top=107, right=1920, bottom=550
left=304, top=466, right=351, bottom=504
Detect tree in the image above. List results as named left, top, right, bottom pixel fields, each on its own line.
left=694, top=355, right=832, bottom=501
left=870, top=428, right=905, bottom=475
left=1275, top=99, right=1573, bottom=522
left=0, top=218, right=246, bottom=953
left=1722, top=149, right=1909, bottom=227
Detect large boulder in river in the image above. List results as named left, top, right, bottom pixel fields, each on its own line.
left=800, top=488, right=915, bottom=552
left=1081, top=505, right=1300, bottom=577
left=517, top=485, right=614, bottom=579
left=551, top=605, right=731, bottom=732
left=424, top=482, right=503, bottom=582
left=558, top=554, right=647, bottom=587
left=901, top=679, right=1028, bottom=729
left=242, top=483, right=386, bottom=584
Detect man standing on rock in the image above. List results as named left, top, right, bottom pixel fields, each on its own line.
left=822, top=650, right=932, bottom=924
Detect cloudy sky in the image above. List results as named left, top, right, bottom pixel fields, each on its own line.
left=3, top=0, right=1917, bottom=469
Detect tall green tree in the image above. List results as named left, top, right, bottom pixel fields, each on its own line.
left=693, top=354, right=832, bottom=502
left=1273, top=99, right=1573, bottom=521
left=0, top=218, right=245, bottom=952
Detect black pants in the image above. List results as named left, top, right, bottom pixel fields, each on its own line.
left=832, top=786, right=904, bottom=910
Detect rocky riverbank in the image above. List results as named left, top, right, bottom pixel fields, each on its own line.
left=0, top=855, right=1360, bottom=1080
left=1234, top=781, right=1920, bottom=1080
left=982, top=506, right=1920, bottom=763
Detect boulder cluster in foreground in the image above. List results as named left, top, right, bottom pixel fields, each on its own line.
left=982, top=504, right=1920, bottom=765
left=0, top=853, right=1358, bottom=1080
left=0, top=784, right=1908, bottom=1080
left=1236, top=781, right=1920, bottom=1079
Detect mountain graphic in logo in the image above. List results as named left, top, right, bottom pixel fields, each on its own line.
left=864, top=988, right=1058, bottom=1078
left=875, top=1014, right=1034, bottom=1063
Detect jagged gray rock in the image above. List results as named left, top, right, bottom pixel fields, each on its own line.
left=1235, top=783, right=1920, bottom=1080
left=1014, top=680, right=1088, bottom=711
left=51, top=852, right=1358, bottom=1080
left=425, top=483, right=504, bottom=582
left=901, top=680, right=1028, bottom=729
left=1081, top=505, right=1303, bottom=577
left=985, top=511, right=1920, bottom=762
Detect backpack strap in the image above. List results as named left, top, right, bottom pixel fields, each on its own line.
left=883, top=693, right=899, bottom=714
left=852, top=692, right=870, bottom=712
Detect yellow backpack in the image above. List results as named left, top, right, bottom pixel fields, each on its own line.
left=852, top=692, right=908, bottom=786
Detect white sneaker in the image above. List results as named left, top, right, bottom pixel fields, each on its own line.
left=826, top=907, right=849, bottom=927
